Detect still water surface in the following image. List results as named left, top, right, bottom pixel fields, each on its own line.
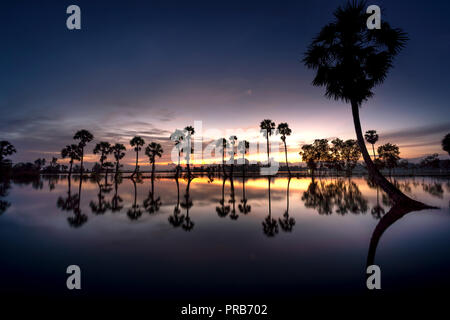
left=0, top=175, right=449, bottom=300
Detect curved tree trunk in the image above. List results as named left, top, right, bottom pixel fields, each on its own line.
left=266, top=134, right=270, bottom=166
left=283, top=140, right=290, bottom=176
left=351, top=100, right=428, bottom=207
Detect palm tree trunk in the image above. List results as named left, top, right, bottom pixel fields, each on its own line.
left=152, top=161, right=155, bottom=179
left=351, top=100, right=427, bottom=207
left=80, top=147, right=84, bottom=176
left=372, top=144, right=376, bottom=161
left=266, top=134, right=270, bottom=166
left=69, top=161, right=73, bottom=177
left=132, top=151, right=138, bottom=177
left=283, top=140, right=290, bottom=176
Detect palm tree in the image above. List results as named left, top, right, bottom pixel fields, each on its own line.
left=260, top=119, right=275, bottom=166
left=170, top=129, right=185, bottom=176
left=111, top=143, right=126, bottom=178
left=364, top=130, right=379, bottom=160
left=277, top=123, right=292, bottom=176
left=93, top=142, right=112, bottom=174
left=229, top=135, right=237, bottom=176
left=73, top=130, right=94, bottom=175
left=130, top=136, right=145, bottom=177
left=184, top=126, right=195, bottom=176
left=238, top=140, right=250, bottom=176
left=145, top=142, right=163, bottom=178
left=216, top=138, right=229, bottom=176
left=0, top=141, right=16, bottom=165
left=303, top=1, right=427, bottom=207
left=442, top=133, right=450, bottom=156
left=61, top=144, right=81, bottom=177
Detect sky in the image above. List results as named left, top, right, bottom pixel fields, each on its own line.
left=1, top=0, right=449, bottom=169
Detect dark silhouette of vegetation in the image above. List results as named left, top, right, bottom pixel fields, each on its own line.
left=277, top=123, right=292, bottom=176
left=130, top=136, right=145, bottom=177
left=112, top=143, right=126, bottom=178
left=0, top=179, right=11, bottom=215
left=127, top=177, right=143, bottom=220
left=184, top=126, right=195, bottom=177
left=169, top=176, right=185, bottom=227
left=364, top=130, right=379, bottom=161
left=238, top=176, right=251, bottom=214
left=229, top=135, right=237, bottom=176
left=217, top=138, right=228, bottom=176
left=111, top=177, right=124, bottom=212
left=93, top=141, right=113, bottom=179
left=0, top=141, right=16, bottom=172
left=181, top=176, right=194, bottom=231
left=216, top=177, right=230, bottom=218
left=229, top=177, right=238, bottom=220
left=420, top=153, right=440, bottom=169
left=443, top=133, right=450, bottom=156
left=73, top=130, right=94, bottom=175
left=145, top=142, right=163, bottom=178
left=377, top=143, right=400, bottom=175
left=303, top=1, right=429, bottom=208
left=61, top=144, right=81, bottom=177
left=144, top=176, right=162, bottom=214
left=238, top=140, right=250, bottom=176
left=260, top=119, right=275, bottom=166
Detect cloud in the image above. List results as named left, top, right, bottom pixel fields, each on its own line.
left=381, top=122, right=450, bottom=141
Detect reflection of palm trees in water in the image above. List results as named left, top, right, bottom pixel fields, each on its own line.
left=262, top=176, right=278, bottom=237
left=0, top=179, right=11, bottom=215
left=238, top=176, right=251, bottom=215
left=279, top=177, right=295, bottom=232
left=89, top=178, right=111, bottom=215
left=216, top=177, right=230, bottom=218
left=302, top=178, right=368, bottom=215
left=168, top=176, right=185, bottom=227
left=57, top=176, right=77, bottom=212
left=181, top=176, right=194, bottom=231
left=111, top=177, right=123, bottom=213
left=144, top=176, right=162, bottom=214
left=371, top=186, right=385, bottom=220
left=127, top=177, right=143, bottom=220
left=229, top=177, right=238, bottom=220
left=67, top=175, right=88, bottom=228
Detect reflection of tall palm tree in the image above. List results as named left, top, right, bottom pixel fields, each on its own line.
left=0, top=179, right=11, bottom=215
left=216, top=177, right=230, bottom=218
left=111, top=177, right=123, bottom=212
left=89, top=179, right=110, bottom=215
left=144, top=176, right=162, bottom=214
left=371, top=186, right=385, bottom=220
left=238, top=176, right=251, bottom=215
left=303, top=1, right=429, bottom=209
left=181, top=177, right=194, bottom=231
left=229, top=177, right=238, bottom=220
left=262, top=176, right=278, bottom=237
left=68, top=175, right=88, bottom=228
left=168, top=176, right=185, bottom=227
left=127, top=177, right=143, bottom=220
left=57, top=176, right=76, bottom=211
left=367, top=204, right=433, bottom=268
left=279, top=177, right=295, bottom=232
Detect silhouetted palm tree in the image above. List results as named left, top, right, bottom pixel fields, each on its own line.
left=145, top=142, right=163, bottom=179
left=111, top=143, right=126, bottom=179
left=0, top=141, right=16, bottom=165
left=61, top=144, right=81, bottom=177
left=277, top=123, right=292, bottom=176
left=279, top=177, right=295, bottom=232
left=229, top=135, right=237, bottom=176
left=184, top=126, right=195, bottom=176
left=238, top=140, right=250, bottom=175
left=303, top=1, right=426, bottom=208
left=73, top=130, right=93, bottom=175
left=93, top=141, right=112, bottom=175
left=216, top=138, right=228, bottom=176
left=260, top=119, right=275, bottom=166
left=170, top=129, right=185, bottom=177
left=364, top=130, right=379, bottom=160
left=130, top=136, right=145, bottom=177
left=442, top=133, right=450, bottom=156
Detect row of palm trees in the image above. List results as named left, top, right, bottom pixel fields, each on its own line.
left=60, top=130, right=163, bottom=178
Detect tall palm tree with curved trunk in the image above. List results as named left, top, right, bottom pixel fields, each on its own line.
left=111, top=143, right=126, bottom=179
left=184, top=126, right=195, bottom=176
left=130, top=136, right=145, bottom=177
left=260, top=119, right=275, bottom=166
left=73, top=130, right=93, bottom=175
left=145, top=142, right=163, bottom=179
left=303, top=1, right=428, bottom=208
left=277, top=123, right=292, bottom=176
left=61, top=144, right=81, bottom=177
left=364, top=130, right=379, bottom=160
